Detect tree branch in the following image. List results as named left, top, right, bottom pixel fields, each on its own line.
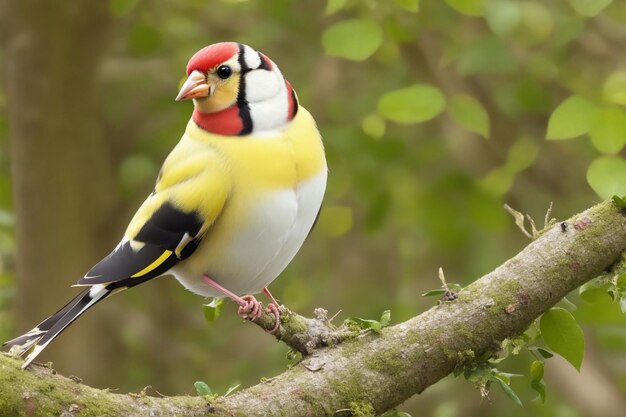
left=1, top=200, right=625, bottom=416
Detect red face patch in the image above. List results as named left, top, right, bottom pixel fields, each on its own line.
left=193, top=107, right=244, bottom=136
left=186, top=42, right=239, bottom=75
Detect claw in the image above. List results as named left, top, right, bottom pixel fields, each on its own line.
left=266, top=303, right=281, bottom=334
left=238, top=295, right=263, bottom=321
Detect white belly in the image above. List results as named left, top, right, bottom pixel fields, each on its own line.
left=170, top=170, right=327, bottom=297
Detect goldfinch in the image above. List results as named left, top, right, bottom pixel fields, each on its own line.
left=4, top=42, right=327, bottom=368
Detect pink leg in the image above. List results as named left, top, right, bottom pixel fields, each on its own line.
left=262, top=287, right=281, bottom=334
left=263, top=287, right=280, bottom=306
left=202, top=275, right=263, bottom=321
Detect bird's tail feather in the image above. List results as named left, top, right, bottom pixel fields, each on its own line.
left=3, top=284, right=116, bottom=368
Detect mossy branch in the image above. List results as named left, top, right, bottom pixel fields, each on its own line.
left=1, top=200, right=625, bottom=416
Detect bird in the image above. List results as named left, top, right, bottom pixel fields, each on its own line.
left=3, top=42, right=327, bottom=368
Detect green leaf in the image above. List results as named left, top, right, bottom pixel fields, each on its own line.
left=530, top=380, right=546, bottom=403
left=448, top=94, right=490, bottom=138
left=203, top=298, right=224, bottom=324
left=224, top=383, right=241, bottom=397
left=617, top=273, right=626, bottom=289
left=546, top=96, right=596, bottom=140
left=586, top=157, right=626, bottom=200
left=492, top=376, right=523, bottom=407
left=559, top=296, right=578, bottom=312
left=422, top=288, right=447, bottom=297
left=520, top=3, right=554, bottom=42
left=378, top=84, right=446, bottom=124
left=579, top=280, right=611, bottom=303
left=620, top=298, right=626, bottom=314
left=612, top=196, right=626, bottom=209
left=539, top=307, right=585, bottom=371
left=194, top=381, right=212, bottom=396
left=604, top=71, right=626, bottom=106
left=325, top=0, right=347, bottom=15
left=530, top=360, right=544, bottom=381
left=344, top=316, right=381, bottom=333
left=362, top=114, right=386, bottom=139
left=534, top=347, right=554, bottom=359
left=322, top=19, right=382, bottom=61
left=589, top=107, right=626, bottom=154
left=505, top=137, right=539, bottom=173
left=485, top=1, right=520, bottom=37
left=344, top=311, right=391, bottom=334
left=394, top=0, right=419, bottom=12
left=380, top=310, right=391, bottom=327
left=446, top=0, right=484, bottom=16
left=568, top=0, right=613, bottom=17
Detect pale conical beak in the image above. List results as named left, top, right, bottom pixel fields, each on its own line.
left=176, top=70, right=210, bottom=101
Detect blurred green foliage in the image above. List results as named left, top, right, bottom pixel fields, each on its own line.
left=1, top=0, right=626, bottom=415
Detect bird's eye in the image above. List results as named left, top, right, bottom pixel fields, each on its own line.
left=217, top=65, right=232, bottom=79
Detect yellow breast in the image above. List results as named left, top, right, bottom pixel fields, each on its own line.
left=165, top=107, right=327, bottom=295
left=183, top=106, right=326, bottom=190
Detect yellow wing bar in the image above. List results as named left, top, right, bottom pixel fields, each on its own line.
left=131, top=250, right=173, bottom=278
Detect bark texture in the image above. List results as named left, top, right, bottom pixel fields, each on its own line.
left=0, top=200, right=624, bottom=416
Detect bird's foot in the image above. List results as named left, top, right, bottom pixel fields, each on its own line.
left=201, top=275, right=281, bottom=332
left=265, top=302, right=281, bottom=334
left=262, top=287, right=281, bottom=334
left=237, top=295, right=263, bottom=321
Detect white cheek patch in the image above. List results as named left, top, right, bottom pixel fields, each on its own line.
left=245, top=70, right=282, bottom=103
left=241, top=44, right=262, bottom=69
left=249, top=86, right=289, bottom=133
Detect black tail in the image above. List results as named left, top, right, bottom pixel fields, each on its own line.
left=3, top=284, right=115, bottom=368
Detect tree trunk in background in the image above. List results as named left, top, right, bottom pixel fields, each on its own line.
left=2, top=0, right=123, bottom=385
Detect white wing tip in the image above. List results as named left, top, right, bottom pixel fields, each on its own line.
left=21, top=344, right=45, bottom=369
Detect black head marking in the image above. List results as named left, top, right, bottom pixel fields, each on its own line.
left=236, top=43, right=253, bottom=135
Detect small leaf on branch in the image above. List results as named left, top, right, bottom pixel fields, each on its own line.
left=539, top=308, right=584, bottom=371
left=422, top=289, right=447, bottom=297
left=194, top=381, right=212, bottom=396
left=380, top=310, right=391, bottom=327
left=203, top=298, right=224, bottom=324
left=616, top=273, right=626, bottom=289
left=224, top=383, right=241, bottom=397
left=530, top=380, right=546, bottom=403
left=579, top=279, right=611, bottom=303
left=492, top=376, right=523, bottom=407
left=344, top=310, right=391, bottom=333
left=529, top=360, right=544, bottom=381
left=532, top=347, right=555, bottom=359
left=612, top=195, right=626, bottom=209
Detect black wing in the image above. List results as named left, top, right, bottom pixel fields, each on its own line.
left=78, top=202, right=203, bottom=286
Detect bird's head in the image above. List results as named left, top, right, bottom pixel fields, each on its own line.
left=177, top=42, right=298, bottom=136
